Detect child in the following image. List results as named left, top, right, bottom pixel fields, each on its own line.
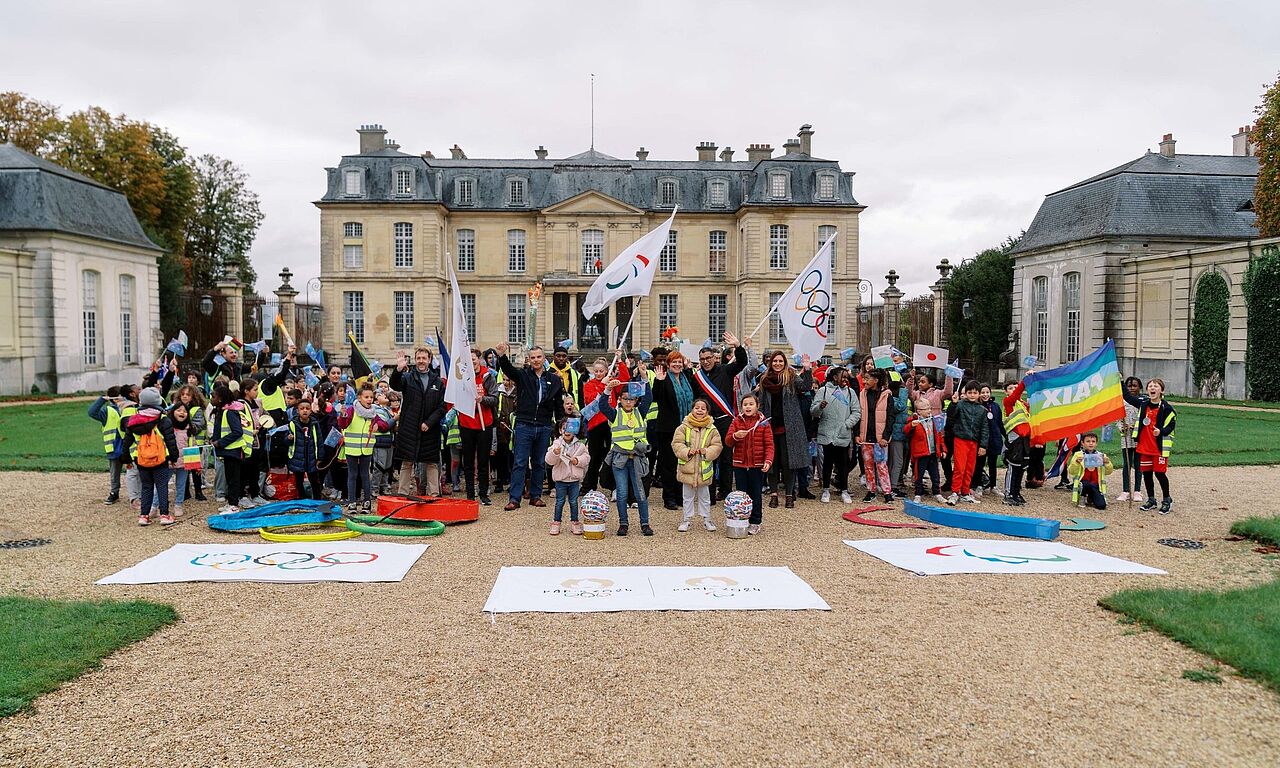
left=904, top=398, right=946, bottom=504
left=725, top=393, right=775, bottom=536
left=121, top=387, right=179, bottom=526
left=337, top=383, right=389, bottom=513
left=947, top=380, right=988, bottom=505
left=1000, top=380, right=1031, bottom=507
left=544, top=417, right=589, bottom=535
left=856, top=368, right=898, bottom=503
left=173, top=384, right=208, bottom=501
left=1125, top=378, right=1176, bottom=513
left=168, top=403, right=193, bottom=518
left=596, top=378, right=654, bottom=537
left=87, top=385, right=128, bottom=505
left=372, top=389, right=397, bottom=495
left=286, top=398, right=324, bottom=500
left=672, top=398, right=723, bottom=532
left=1067, top=432, right=1114, bottom=510
left=811, top=367, right=858, bottom=505
left=211, top=384, right=253, bottom=514
left=976, top=385, right=1004, bottom=497
left=1115, top=376, right=1145, bottom=502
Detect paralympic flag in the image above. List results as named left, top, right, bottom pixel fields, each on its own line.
left=1024, top=339, right=1126, bottom=443
left=443, top=263, right=477, bottom=419
left=582, top=208, right=677, bottom=318
left=772, top=232, right=835, bottom=362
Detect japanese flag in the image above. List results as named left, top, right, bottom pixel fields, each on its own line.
left=912, top=344, right=949, bottom=369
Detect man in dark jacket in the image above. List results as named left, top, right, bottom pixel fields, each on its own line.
left=391, top=347, right=447, bottom=495
left=693, top=332, right=749, bottom=503
left=495, top=342, right=565, bottom=510
left=203, top=339, right=245, bottom=382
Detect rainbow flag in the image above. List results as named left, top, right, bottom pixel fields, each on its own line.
left=1024, top=339, right=1125, bottom=443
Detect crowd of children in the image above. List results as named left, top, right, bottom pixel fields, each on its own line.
left=87, top=335, right=1179, bottom=533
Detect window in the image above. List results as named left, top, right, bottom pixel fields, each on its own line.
left=769, top=224, right=789, bottom=269
left=826, top=293, right=836, bottom=340
left=394, top=291, right=415, bottom=345
left=581, top=229, right=604, bottom=274
left=344, top=169, right=362, bottom=195
left=660, top=230, right=678, bottom=273
left=462, top=294, right=477, bottom=343
left=393, top=222, right=413, bottom=268
left=1063, top=272, right=1081, bottom=362
left=456, top=178, right=475, bottom=205
left=769, top=172, right=788, bottom=199
left=507, top=294, right=527, bottom=344
left=1032, top=276, right=1048, bottom=363
left=343, top=222, right=363, bottom=238
left=119, top=275, right=134, bottom=364
left=82, top=270, right=99, bottom=366
left=708, top=230, right=727, bottom=273
left=818, top=225, right=837, bottom=269
left=708, top=180, right=728, bottom=207
left=658, top=294, right=678, bottom=336
left=344, top=291, right=365, bottom=343
left=508, top=229, right=526, bottom=272
left=343, top=244, right=364, bottom=269
left=394, top=168, right=413, bottom=195
left=769, top=291, right=785, bottom=344
left=456, top=229, right=475, bottom=272
left=709, top=294, right=727, bottom=341
left=659, top=179, right=677, bottom=207
left=817, top=173, right=836, bottom=200
left=508, top=178, right=526, bottom=206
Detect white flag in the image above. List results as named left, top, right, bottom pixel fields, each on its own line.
left=912, top=344, right=949, bottom=369
left=582, top=208, right=677, bottom=318
left=444, top=261, right=477, bottom=419
left=773, top=233, right=835, bottom=362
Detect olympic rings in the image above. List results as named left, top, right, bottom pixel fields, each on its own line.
left=259, top=520, right=364, bottom=543
left=190, top=550, right=381, bottom=571
left=792, top=268, right=831, bottom=335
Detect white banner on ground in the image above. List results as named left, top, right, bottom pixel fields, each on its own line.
left=844, top=538, right=1166, bottom=576
left=482, top=566, right=830, bottom=613
left=96, top=542, right=429, bottom=584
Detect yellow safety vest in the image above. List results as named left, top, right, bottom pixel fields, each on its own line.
left=260, top=383, right=286, bottom=414
left=610, top=408, right=645, bottom=452
left=118, top=404, right=139, bottom=459
left=446, top=417, right=461, bottom=447
left=645, top=371, right=658, bottom=422
left=1070, top=452, right=1110, bottom=502
left=1130, top=403, right=1175, bottom=458
left=1003, top=400, right=1029, bottom=434
left=288, top=421, right=320, bottom=459
left=683, top=425, right=714, bottom=483
left=343, top=412, right=375, bottom=457
left=102, top=405, right=121, bottom=455
left=216, top=407, right=254, bottom=457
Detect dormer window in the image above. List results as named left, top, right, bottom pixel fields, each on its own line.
left=344, top=169, right=363, bottom=196
left=394, top=167, right=414, bottom=195
left=658, top=178, right=678, bottom=207
left=456, top=177, right=476, bottom=206
left=507, top=177, right=527, bottom=206
left=707, top=179, right=728, bottom=207
left=817, top=172, right=836, bottom=200
left=769, top=171, right=789, bottom=200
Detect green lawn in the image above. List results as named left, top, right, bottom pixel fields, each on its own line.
left=1096, top=405, right=1280, bottom=467
left=0, top=596, right=177, bottom=717
left=0, top=400, right=106, bottom=472
left=1170, top=396, right=1280, bottom=411
left=1230, top=516, right=1280, bottom=547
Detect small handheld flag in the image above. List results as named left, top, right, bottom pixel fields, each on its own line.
left=557, top=338, right=573, bottom=351
left=435, top=327, right=451, bottom=375
left=348, top=332, right=373, bottom=384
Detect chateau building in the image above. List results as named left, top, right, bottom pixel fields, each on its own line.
left=315, top=124, right=864, bottom=358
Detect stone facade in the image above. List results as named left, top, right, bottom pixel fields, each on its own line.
left=315, top=125, right=864, bottom=359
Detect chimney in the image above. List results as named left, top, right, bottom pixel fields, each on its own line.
left=719, top=146, right=734, bottom=162
left=746, top=143, right=773, bottom=162
left=421, top=150, right=435, bottom=159
left=535, top=145, right=548, bottom=160
left=636, top=147, right=649, bottom=161
left=1233, top=126, right=1255, bottom=157
left=1159, top=133, right=1176, bottom=158
left=696, top=141, right=718, bottom=161
left=782, top=138, right=801, bottom=155
left=798, top=124, right=814, bottom=156
left=357, top=124, right=386, bottom=154
left=384, top=138, right=400, bottom=151
left=450, top=144, right=467, bottom=160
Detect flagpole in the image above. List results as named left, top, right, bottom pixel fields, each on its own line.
left=608, top=296, right=642, bottom=378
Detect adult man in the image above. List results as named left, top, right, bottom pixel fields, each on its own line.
left=391, top=347, right=446, bottom=495
left=692, top=332, right=749, bottom=503
left=549, top=346, right=582, bottom=407
left=495, top=342, right=565, bottom=510
left=203, top=339, right=245, bottom=382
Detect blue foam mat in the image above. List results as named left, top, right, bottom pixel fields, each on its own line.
left=903, top=499, right=1060, bottom=540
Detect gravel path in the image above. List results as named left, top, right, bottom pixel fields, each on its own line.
left=1, top=467, right=1278, bottom=767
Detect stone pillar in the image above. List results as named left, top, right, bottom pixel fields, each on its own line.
left=880, top=269, right=904, bottom=350
left=274, top=267, right=299, bottom=347
left=930, top=259, right=953, bottom=348
left=216, top=278, right=244, bottom=340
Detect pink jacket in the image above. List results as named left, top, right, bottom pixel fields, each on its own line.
left=544, top=437, right=589, bottom=483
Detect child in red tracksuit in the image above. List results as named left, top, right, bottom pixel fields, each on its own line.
left=904, top=398, right=946, bottom=503
left=1001, top=379, right=1032, bottom=507
left=947, top=380, right=987, bottom=504
left=724, top=393, right=774, bottom=535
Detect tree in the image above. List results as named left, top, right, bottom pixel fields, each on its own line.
left=943, top=236, right=1019, bottom=363
left=185, top=154, right=264, bottom=290
left=1255, top=73, right=1280, bottom=238
left=0, top=92, right=61, bottom=154
left=1191, top=271, right=1229, bottom=396
left=1244, top=242, right=1280, bottom=401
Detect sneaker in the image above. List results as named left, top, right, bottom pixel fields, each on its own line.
left=913, top=495, right=922, bottom=503
left=239, top=498, right=257, bottom=509
left=1139, top=499, right=1157, bottom=511
left=1013, top=495, right=1028, bottom=506
left=549, top=522, right=561, bottom=535
left=1131, top=491, right=1145, bottom=503
left=840, top=490, right=853, bottom=505
left=347, top=503, right=358, bottom=514
left=362, top=500, right=372, bottom=513
left=137, top=515, right=151, bottom=526
left=159, top=514, right=176, bottom=526
left=1115, top=491, right=1130, bottom=502
left=747, top=524, right=761, bottom=535
left=677, top=520, right=690, bottom=532
left=960, top=494, right=978, bottom=504
left=104, top=493, right=119, bottom=505
left=131, top=499, right=141, bottom=511
left=571, top=521, right=583, bottom=535
left=252, top=496, right=269, bottom=506
left=973, top=487, right=983, bottom=498
left=821, top=489, right=831, bottom=504
left=862, top=492, right=876, bottom=503
left=215, top=496, right=227, bottom=504
left=946, top=493, right=958, bottom=506
left=641, top=525, right=654, bottom=536
left=703, top=519, right=717, bottom=532
left=617, top=524, right=629, bottom=537
left=480, top=495, right=492, bottom=506
left=173, top=505, right=184, bottom=518
left=935, top=494, right=947, bottom=504
left=1159, top=498, right=1173, bottom=515
left=610, top=490, right=617, bottom=501
left=883, top=494, right=894, bottom=504
left=194, top=493, right=208, bottom=502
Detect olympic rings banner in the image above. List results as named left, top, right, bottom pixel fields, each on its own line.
left=844, top=538, right=1165, bottom=576
left=96, top=542, right=430, bottom=584
left=482, top=566, right=831, bottom=613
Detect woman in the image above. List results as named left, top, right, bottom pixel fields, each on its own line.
left=652, top=350, right=697, bottom=510
left=811, top=366, right=859, bottom=504
left=753, top=350, right=814, bottom=508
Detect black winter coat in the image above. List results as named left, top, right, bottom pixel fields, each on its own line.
left=391, top=366, right=446, bottom=463
left=690, top=346, right=748, bottom=425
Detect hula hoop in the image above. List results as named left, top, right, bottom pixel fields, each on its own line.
left=259, top=521, right=363, bottom=543
left=344, top=516, right=446, bottom=537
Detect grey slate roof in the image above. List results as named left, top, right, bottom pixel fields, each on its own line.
left=1011, top=151, right=1258, bottom=255
left=320, top=145, right=861, bottom=212
left=0, top=143, right=162, bottom=251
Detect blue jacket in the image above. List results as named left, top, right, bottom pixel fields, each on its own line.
left=890, top=387, right=911, bottom=442
left=983, top=400, right=1005, bottom=451
left=286, top=417, right=322, bottom=472
left=88, top=396, right=125, bottom=459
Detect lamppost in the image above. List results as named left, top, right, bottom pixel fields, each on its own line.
left=304, top=277, right=322, bottom=307
left=856, top=278, right=876, bottom=347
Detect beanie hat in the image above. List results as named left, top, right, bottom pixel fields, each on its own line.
left=138, top=387, right=163, bottom=408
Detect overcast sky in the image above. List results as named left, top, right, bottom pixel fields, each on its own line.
left=6, top=0, right=1277, bottom=302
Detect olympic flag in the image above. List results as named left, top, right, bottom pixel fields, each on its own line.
left=769, top=232, right=835, bottom=361
left=581, top=208, right=677, bottom=318
left=444, top=260, right=478, bottom=418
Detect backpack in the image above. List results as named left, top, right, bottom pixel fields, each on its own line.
left=136, top=427, right=168, bottom=468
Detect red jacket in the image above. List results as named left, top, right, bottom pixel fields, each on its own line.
left=583, top=361, right=631, bottom=430
left=725, top=412, right=775, bottom=469
left=457, top=365, right=496, bottom=431
left=904, top=418, right=945, bottom=459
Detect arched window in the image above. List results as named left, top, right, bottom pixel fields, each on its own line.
left=1062, top=272, right=1081, bottom=362
left=581, top=229, right=604, bottom=274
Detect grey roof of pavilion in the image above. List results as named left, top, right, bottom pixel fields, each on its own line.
left=1010, top=151, right=1259, bottom=255
left=319, top=146, right=861, bottom=212
left=0, top=143, right=162, bottom=251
